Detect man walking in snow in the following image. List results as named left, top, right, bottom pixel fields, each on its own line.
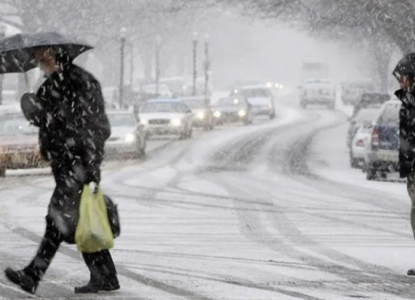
left=4, top=47, right=120, bottom=294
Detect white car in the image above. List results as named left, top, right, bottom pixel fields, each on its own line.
left=105, top=111, right=147, bottom=158
left=139, top=99, right=193, bottom=139
left=350, top=123, right=373, bottom=169
left=300, top=79, right=336, bottom=109
left=349, top=107, right=381, bottom=169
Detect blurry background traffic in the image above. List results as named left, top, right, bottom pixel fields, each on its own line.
left=0, top=0, right=406, bottom=180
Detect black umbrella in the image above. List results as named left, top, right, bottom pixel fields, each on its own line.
left=0, top=32, right=93, bottom=74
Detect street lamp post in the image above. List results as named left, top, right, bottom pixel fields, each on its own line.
left=130, top=44, right=134, bottom=90
left=192, top=32, right=198, bottom=96
left=0, top=24, right=6, bottom=105
left=204, top=35, right=210, bottom=106
left=155, top=36, right=162, bottom=95
left=119, top=27, right=127, bottom=108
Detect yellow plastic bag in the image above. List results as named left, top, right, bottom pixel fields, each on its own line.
left=75, top=185, right=114, bottom=253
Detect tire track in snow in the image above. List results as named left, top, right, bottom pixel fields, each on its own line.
left=202, top=109, right=415, bottom=298
left=215, top=175, right=415, bottom=298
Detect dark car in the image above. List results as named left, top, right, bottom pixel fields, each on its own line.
left=213, top=96, right=252, bottom=126
left=341, top=80, right=375, bottom=106
left=365, top=100, right=401, bottom=180
left=236, top=85, right=275, bottom=119
left=180, top=96, right=215, bottom=130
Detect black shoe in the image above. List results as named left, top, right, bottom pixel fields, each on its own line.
left=408, top=269, right=415, bottom=276
left=4, top=268, right=38, bottom=294
left=74, top=279, right=120, bottom=294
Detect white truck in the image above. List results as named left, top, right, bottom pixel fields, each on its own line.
left=299, top=62, right=336, bottom=109
left=300, top=62, right=329, bottom=84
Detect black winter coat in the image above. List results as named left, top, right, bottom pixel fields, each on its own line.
left=31, top=64, right=111, bottom=241
left=395, top=89, right=415, bottom=178
left=35, top=64, right=110, bottom=183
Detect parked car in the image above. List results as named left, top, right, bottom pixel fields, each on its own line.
left=236, top=85, right=275, bottom=119
left=139, top=99, right=193, bottom=139
left=180, top=96, right=215, bottom=130
left=105, top=110, right=147, bottom=158
left=0, top=111, right=44, bottom=177
left=365, top=100, right=401, bottom=180
left=352, top=93, right=390, bottom=116
left=300, top=79, right=336, bottom=109
left=350, top=120, right=377, bottom=169
left=214, top=96, right=253, bottom=126
left=341, top=80, right=375, bottom=106
left=347, top=106, right=382, bottom=149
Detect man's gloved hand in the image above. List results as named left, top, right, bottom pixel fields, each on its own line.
left=89, top=182, right=98, bottom=194
left=21, top=93, right=44, bottom=127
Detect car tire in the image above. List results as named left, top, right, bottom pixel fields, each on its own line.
left=0, top=166, right=6, bottom=177
left=350, top=156, right=359, bottom=169
left=139, top=137, right=147, bottom=156
left=270, top=114, right=275, bottom=120
left=366, top=167, right=377, bottom=181
left=187, top=128, right=193, bottom=138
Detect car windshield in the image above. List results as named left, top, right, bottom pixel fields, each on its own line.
left=306, top=79, right=331, bottom=84
left=141, top=102, right=185, bottom=113
left=355, top=109, right=380, bottom=123
left=352, top=82, right=373, bottom=89
left=361, top=94, right=390, bottom=104
left=378, top=103, right=401, bottom=126
left=0, top=116, right=38, bottom=136
left=144, top=85, right=170, bottom=94
left=217, top=98, right=245, bottom=107
left=108, top=114, right=135, bottom=127
left=242, top=88, right=272, bottom=98
left=181, top=99, right=205, bottom=109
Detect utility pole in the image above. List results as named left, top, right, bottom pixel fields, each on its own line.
left=204, top=35, right=210, bottom=106
left=192, top=32, right=198, bottom=96
left=119, top=27, right=127, bottom=108
left=0, top=24, right=6, bottom=105
left=155, top=36, right=162, bottom=95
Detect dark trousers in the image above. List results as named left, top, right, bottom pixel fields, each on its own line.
left=23, top=156, right=117, bottom=283
left=23, top=215, right=117, bottom=284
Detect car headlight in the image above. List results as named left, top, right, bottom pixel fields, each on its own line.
left=197, top=112, right=205, bottom=119
left=214, top=111, right=221, bottom=118
left=238, top=110, right=246, bottom=117
left=141, top=119, right=148, bottom=125
left=171, top=118, right=181, bottom=126
left=125, top=133, right=136, bottom=143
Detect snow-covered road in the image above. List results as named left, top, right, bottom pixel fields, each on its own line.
left=0, top=92, right=414, bottom=299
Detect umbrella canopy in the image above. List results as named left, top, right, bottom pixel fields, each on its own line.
left=0, top=32, right=93, bottom=74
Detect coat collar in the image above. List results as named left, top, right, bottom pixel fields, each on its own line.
left=395, top=89, right=405, bottom=101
